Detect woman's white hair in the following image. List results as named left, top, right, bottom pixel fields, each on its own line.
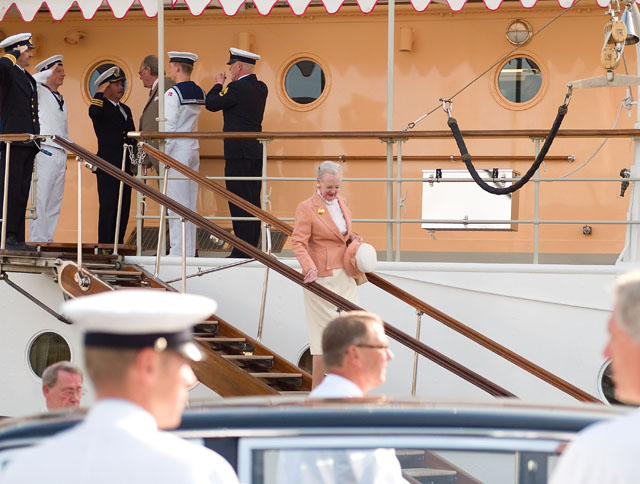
left=316, top=160, right=342, bottom=180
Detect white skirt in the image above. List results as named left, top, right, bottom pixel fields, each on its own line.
left=303, top=268, right=359, bottom=355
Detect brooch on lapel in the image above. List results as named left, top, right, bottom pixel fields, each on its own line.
left=317, top=208, right=325, bottom=215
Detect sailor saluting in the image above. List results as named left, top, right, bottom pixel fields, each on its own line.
left=0, top=289, right=240, bottom=484
left=28, top=54, right=69, bottom=244
left=164, top=51, right=206, bottom=257
left=0, top=33, right=39, bottom=252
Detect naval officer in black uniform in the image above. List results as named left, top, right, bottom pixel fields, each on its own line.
left=205, top=48, right=268, bottom=258
left=0, top=33, right=39, bottom=251
left=88, top=66, right=136, bottom=245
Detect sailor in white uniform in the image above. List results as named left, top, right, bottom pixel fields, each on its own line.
left=277, top=311, right=408, bottom=484
left=28, top=54, right=68, bottom=243
left=165, top=51, right=205, bottom=257
left=0, top=289, right=239, bottom=484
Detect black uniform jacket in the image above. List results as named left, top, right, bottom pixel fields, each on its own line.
left=0, top=55, right=39, bottom=146
left=88, top=92, right=136, bottom=174
left=205, top=74, right=268, bottom=160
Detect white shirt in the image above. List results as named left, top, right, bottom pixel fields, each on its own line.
left=310, top=374, right=363, bottom=398
left=277, top=374, right=408, bottom=484
left=550, top=407, right=640, bottom=484
left=33, top=70, right=68, bottom=151
left=0, top=399, right=239, bottom=484
left=165, top=83, right=204, bottom=151
left=317, top=191, right=347, bottom=235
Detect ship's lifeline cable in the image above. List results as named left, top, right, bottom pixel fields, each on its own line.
left=447, top=104, right=568, bottom=195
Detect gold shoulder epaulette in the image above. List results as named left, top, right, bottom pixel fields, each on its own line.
left=2, top=54, right=16, bottom=65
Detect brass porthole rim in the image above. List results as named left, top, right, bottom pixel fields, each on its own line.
left=81, top=56, right=133, bottom=106
left=276, top=53, right=331, bottom=112
left=490, top=51, right=548, bottom=112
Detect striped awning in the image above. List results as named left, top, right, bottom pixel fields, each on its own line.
left=0, top=0, right=613, bottom=21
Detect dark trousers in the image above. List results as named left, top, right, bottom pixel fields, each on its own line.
left=225, top=157, right=262, bottom=258
left=0, top=144, right=37, bottom=243
left=95, top=170, right=131, bottom=244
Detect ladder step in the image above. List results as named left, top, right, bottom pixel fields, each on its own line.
left=250, top=372, right=302, bottom=379
left=279, top=391, right=310, bottom=395
left=403, top=468, right=457, bottom=481
left=196, top=337, right=246, bottom=342
left=222, top=355, right=273, bottom=361
left=90, top=269, right=142, bottom=276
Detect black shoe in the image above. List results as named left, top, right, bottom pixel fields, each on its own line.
left=4, top=234, right=37, bottom=252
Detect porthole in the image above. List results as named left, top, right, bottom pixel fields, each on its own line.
left=278, top=54, right=330, bottom=111
left=497, top=56, right=542, bottom=104
left=28, top=331, right=71, bottom=378
left=82, top=58, right=131, bottom=104
left=598, top=359, right=633, bottom=406
left=297, top=347, right=313, bottom=374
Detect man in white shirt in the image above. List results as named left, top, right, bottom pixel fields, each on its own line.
left=1, top=289, right=239, bottom=484
left=41, top=361, right=83, bottom=411
left=29, top=55, right=68, bottom=243
left=550, top=270, right=640, bottom=484
left=277, top=311, right=408, bottom=484
left=164, top=51, right=205, bottom=257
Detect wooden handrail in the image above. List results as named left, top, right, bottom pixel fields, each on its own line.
left=0, top=134, right=33, bottom=142
left=196, top=154, right=573, bottom=163
left=140, top=142, right=599, bottom=403
left=130, top=129, right=640, bottom=140
left=54, top=136, right=514, bottom=398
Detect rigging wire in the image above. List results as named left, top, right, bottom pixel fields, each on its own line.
left=404, top=0, right=582, bottom=131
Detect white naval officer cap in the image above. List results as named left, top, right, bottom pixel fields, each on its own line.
left=0, top=32, right=34, bottom=51
left=168, top=51, right=198, bottom=66
left=227, top=47, right=260, bottom=65
left=93, top=66, right=125, bottom=89
left=60, top=289, right=218, bottom=361
left=34, top=54, right=63, bottom=72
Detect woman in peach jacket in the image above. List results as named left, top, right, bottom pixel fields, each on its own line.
left=292, top=160, right=362, bottom=388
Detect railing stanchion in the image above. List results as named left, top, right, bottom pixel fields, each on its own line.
left=385, top=138, right=394, bottom=261
left=532, top=137, right=542, bottom=264
left=1, top=142, right=11, bottom=250
left=411, top=310, right=424, bottom=397
left=136, top=159, right=144, bottom=256
left=181, top=217, right=187, bottom=293
left=154, top=165, right=170, bottom=277
left=259, top=138, right=271, bottom=253
left=257, top=224, right=272, bottom=342
left=395, top=139, right=405, bottom=261
left=113, top=144, right=128, bottom=255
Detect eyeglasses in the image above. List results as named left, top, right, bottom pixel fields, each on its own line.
left=60, top=387, right=87, bottom=397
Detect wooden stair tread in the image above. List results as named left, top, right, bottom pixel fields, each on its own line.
left=279, top=391, right=309, bottom=395
left=250, top=372, right=302, bottom=378
left=91, top=269, right=142, bottom=276
left=196, top=337, right=246, bottom=342
left=403, top=468, right=457, bottom=477
left=222, top=355, right=273, bottom=360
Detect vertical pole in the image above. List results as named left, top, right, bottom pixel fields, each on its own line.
left=181, top=217, right=186, bottom=293
left=113, top=145, right=127, bottom=255
left=1, top=142, right=11, bottom=250
left=260, top=139, right=269, bottom=253
left=386, top=0, right=395, bottom=261
left=257, top=225, right=272, bottom=342
left=154, top=167, right=169, bottom=277
left=157, top=0, right=167, bottom=259
left=395, top=139, right=403, bottom=261
left=533, top=138, right=541, bottom=264
left=411, top=310, right=423, bottom=397
left=76, top=157, right=83, bottom=273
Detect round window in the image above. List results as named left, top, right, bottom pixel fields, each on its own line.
left=598, top=360, right=633, bottom=406
left=87, top=62, right=128, bottom=98
left=28, top=331, right=71, bottom=378
left=284, top=60, right=326, bottom=105
left=297, top=347, right=312, bottom=374
left=497, top=57, right=542, bottom=104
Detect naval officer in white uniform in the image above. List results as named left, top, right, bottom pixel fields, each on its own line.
left=0, top=289, right=239, bottom=484
left=277, top=311, right=408, bottom=484
left=28, top=55, right=68, bottom=243
left=165, top=51, right=205, bottom=257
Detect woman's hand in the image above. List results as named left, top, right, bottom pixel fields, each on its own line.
left=303, top=268, right=318, bottom=284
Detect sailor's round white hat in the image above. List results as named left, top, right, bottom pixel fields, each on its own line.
left=34, top=55, right=63, bottom=72
left=168, top=51, right=198, bottom=66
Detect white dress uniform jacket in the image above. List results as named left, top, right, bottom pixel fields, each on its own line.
left=165, top=81, right=205, bottom=257
left=550, top=407, right=640, bottom=484
left=0, top=399, right=239, bottom=484
left=28, top=70, right=68, bottom=242
left=276, top=374, right=408, bottom=484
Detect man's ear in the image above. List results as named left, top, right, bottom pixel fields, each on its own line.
left=42, top=384, right=50, bottom=398
left=133, top=348, right=160, bottom=387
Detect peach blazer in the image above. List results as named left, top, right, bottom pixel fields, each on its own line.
left=292, top=193, right=355, bottom=278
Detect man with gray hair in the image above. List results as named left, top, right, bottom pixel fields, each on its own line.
left=550, top=270, right=640, bottom=483
left=41, top=361, right=84, bottom=411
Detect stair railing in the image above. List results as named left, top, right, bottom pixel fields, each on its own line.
left=137, top=140, right=599, bottom=403
left=53, top=135, right=515, bottom=398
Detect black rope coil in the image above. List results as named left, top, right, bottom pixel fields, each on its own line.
left=447, top=105, right=568, bottom=195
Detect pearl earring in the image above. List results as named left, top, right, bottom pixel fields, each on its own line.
left=316, top=183, right=321, bottom=189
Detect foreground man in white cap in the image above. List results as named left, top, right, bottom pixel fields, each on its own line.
left=0, top=33, right=39, bottom=251
left=88, top=66, right=136, bottom=245
left=550, top=271, right=640, bottom=484
left=165, top=51, right=205, bottom=257
left=277, top=311, right=407, bottom=483
left=205, top=48, right=268, bottom=258
left=0, top=289, right=239, bottom=484
left=29, top=55, right=68, bottom=243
